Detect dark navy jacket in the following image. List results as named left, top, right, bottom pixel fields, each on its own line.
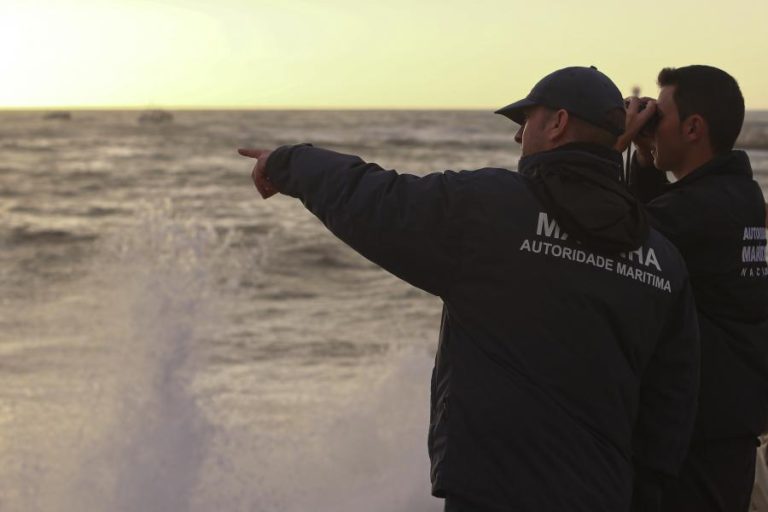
left=266, top=144, right=700, bottom=512
left=630, top=150, right=768, bottom=442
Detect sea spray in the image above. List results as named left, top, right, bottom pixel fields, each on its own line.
left=43, top=204, right=218, bottom=512
left=5, top=202, right=444, bottom=511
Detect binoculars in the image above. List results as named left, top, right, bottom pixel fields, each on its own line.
left=626, top=98, right=660, bottom=135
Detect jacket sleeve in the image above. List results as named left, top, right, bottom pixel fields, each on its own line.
left=265, top=144, right=468, bottom=297
left=632, top=276, right=700, bottom=478
left=628, top=153, right=669, bottom=203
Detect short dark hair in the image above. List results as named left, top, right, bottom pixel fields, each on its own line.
left=569, top=113, right=621, bottom=148
left=540, top=107, right=621, bottom=148
left=657, top=65, right=745, bottom=154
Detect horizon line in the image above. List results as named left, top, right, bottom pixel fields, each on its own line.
left=4, top=105, right=768, bottom=113
left=0, top=105, right=500, bottom=112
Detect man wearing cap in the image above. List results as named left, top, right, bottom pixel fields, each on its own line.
left=619, top=65, right=768, bottom=512
left=237, top=67, right=700, bottom=512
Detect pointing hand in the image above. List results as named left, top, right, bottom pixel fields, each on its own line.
left=238, top=148, right=278, bottom=199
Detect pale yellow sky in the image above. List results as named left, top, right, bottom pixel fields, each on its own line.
left=2, top=0, right=767, bottom=109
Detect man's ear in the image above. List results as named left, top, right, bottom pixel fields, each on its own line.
left=683, top=114, right=708, bottom=145
left=549, top=109, right=570, bottom=141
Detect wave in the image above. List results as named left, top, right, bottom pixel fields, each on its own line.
left=84, top=207, right=126, bottom=217
left=5, top=227, right=97, bottom=246
left=270, top=239, right=373, bottom=272
left=1, top=140, right=61, bottom=152
left=209, top=337, right=388, bottom=365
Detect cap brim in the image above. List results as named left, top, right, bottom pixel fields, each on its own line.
left=494, top=97, right=537, bottom=125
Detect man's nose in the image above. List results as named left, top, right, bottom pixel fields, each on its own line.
left=514, top=125, right=524, bottom=144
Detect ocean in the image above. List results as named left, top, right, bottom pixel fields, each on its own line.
left=1, top=110, right=767, bottom=511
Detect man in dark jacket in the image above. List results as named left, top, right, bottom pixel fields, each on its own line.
left=618, top=65, right=768, bottom=512
left=239, top=67, right=700, bottom=512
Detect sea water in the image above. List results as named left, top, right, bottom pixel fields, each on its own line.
left=1, top=110, right=767, bottom=511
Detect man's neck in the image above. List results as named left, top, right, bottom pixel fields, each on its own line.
left=671, top=149, right=715, bottom=181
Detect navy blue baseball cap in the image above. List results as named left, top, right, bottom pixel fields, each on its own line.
left=495, top=66, right=626, bottom=136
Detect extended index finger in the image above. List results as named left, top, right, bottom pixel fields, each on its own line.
left=237, top=148, right=268, bottom=158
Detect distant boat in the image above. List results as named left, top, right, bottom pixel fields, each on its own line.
left=43, top=111, right=72, bottom=121
left=138, top=109, right=173, bottom=124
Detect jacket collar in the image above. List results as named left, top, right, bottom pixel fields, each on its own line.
left=518, top=142, right=624, bottom=181
left=670, top=150, right=753, bottom=189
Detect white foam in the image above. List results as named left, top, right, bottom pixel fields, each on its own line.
left=6, top=205, right=442, bottom=512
